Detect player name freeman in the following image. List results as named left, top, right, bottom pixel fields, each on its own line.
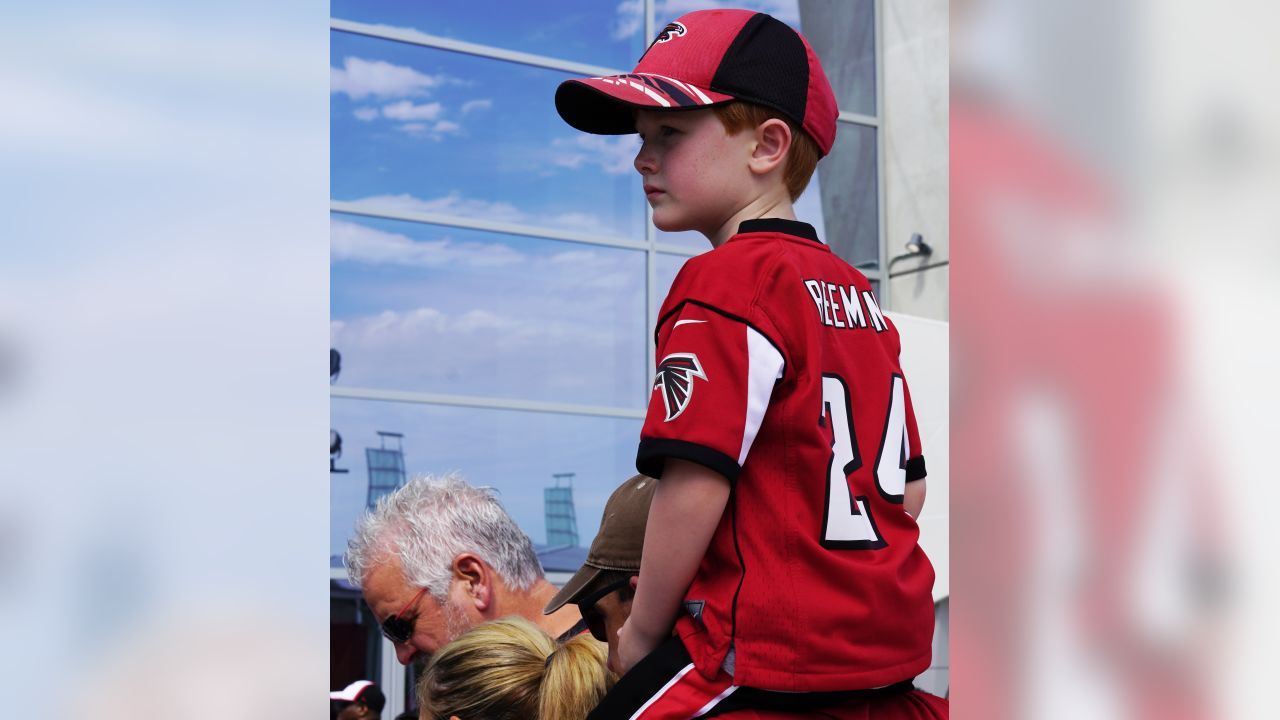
left=803, top=279, right=888, bottom=333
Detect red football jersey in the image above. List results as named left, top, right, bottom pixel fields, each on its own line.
left=637, top=219, right=935, bottom=692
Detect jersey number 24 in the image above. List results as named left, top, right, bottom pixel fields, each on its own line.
left=820, top=373, right=908, bottom=549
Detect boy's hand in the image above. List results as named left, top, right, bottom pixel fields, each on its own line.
left=615, top=616, right=665, bottom=674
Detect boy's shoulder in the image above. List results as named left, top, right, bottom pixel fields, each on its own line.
left=663, top=219, right=850, bottom=329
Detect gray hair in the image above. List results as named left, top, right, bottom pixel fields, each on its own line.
left=345, top=473, right=544, bottom=599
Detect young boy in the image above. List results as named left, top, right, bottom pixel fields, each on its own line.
left=556, top=9, right=938, bottom=717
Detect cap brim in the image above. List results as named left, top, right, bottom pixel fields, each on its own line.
left=543, top=563, right=605, bottom=615
left=330, top=680, right=372, bottom=702
left=555, top=75, right=735, bottom=136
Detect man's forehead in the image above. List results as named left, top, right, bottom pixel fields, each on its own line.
left=361, top=559, right=411, bottom=610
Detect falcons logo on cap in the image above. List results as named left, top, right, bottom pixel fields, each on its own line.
left=644, top=21, right=687, bottom=54
left=656, top=21, right=687, bottom=43
left=653, top=352, right=707, bottom=422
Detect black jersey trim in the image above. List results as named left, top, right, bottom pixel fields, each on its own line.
left=729, top=483, right=746, bottom=661
left=586, top=635, right=694, bottom=720
left=704, top=680, right=917, bottom=717
left=637, top=439, right=741, bottom=482
left=906, top=455, right=927, bottom=482
left=736, top=217, right=820, bottom=243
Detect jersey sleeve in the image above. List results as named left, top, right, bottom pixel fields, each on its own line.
left=903, top=376, right=927, bottom=482
left=637, top=302, right=785, bottom=481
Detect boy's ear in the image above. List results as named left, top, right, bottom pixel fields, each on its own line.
left=748, top=118, right=792, bottom=176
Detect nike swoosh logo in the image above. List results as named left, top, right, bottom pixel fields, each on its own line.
left=673, top=319, right=707, bottom=328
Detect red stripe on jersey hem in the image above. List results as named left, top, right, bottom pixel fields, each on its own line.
left=637, top=439, right=741, bottom=482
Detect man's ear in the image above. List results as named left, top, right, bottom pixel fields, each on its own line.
left=628, top=575, right=639, bottom=591
left=748, top=118, right=792, bottom=176
left=452, top=553, right=492, bottom=611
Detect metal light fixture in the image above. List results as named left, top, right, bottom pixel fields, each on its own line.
left=889, top=233, right=933, bottom=267
left=905, top=233, right=933, bottom=257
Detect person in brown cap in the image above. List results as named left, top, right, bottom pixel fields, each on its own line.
left=544, top=473, right=656, bottom=674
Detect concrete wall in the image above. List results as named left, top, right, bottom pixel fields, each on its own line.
left=882, top=0, right=949, bottom=320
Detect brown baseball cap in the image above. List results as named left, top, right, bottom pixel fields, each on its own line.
left=544, top=474, right=657, bottom=614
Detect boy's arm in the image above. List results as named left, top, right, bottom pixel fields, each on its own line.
left=618, top=457, right=730, bottom=673
left=905, top=477, right=926, bottom=519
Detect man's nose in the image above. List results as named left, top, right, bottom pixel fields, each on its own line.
left=395, top=642, right=418, bottom=665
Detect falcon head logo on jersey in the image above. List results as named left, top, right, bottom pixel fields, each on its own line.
left=653, top=352, right=706, bottom=422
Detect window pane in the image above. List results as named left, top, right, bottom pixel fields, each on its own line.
left=331, top=0, right=647, bottom=70
left=330, top=400, right=643, bottom=558
left=800, top=0, right=877, bottom=115
left=655, top=252, right=692, bottom=309
left=332, top=31, right=646, bottom=240
left=331, top=214, right=648, bottom=408
left=655, top=227, right=706, bottom=252
left=817, top=122, right=878, bottom=269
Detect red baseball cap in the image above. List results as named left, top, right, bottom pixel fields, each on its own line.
left=555, top=9, right=838, bottom=156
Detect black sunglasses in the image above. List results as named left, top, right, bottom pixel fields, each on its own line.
left=576, top=577, right=632, bottom=642
left=381, top=586, right=429, bottom=645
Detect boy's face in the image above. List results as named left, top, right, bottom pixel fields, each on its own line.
left=633, top=108, right=754, bottom=239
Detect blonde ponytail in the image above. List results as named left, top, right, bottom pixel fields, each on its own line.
left=417, top=617, right=615, bottom=720
left=540, top=633, right=616, bottom=720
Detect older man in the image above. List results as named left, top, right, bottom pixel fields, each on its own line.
left=346, top=473, right=584, bottom=665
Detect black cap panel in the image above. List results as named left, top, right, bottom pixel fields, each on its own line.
left=710, top=13, right=810, bottom=127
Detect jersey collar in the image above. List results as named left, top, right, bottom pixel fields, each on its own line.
left=736, top=218, right=822, bottom=244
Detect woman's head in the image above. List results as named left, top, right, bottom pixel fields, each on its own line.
left=417, top=617, right=615, bottom=720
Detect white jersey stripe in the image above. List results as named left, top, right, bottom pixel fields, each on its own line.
left=628, top=663, right=696, bottom=720
left=740, top=327, right=785, bottom=465
left=692, top=684, right=740, bottom=717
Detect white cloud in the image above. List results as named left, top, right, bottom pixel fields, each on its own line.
left=330, top=217, right=525, bottom=268
left=330, top=56, right=445, bottom=100
left=397, top=122, right=429, bottom=135
left=461, top=99, right=492, bottom=115
left=432, top=120, right=460, bottom=134
left=613, top=0, right=644, bottom=40
left=382, top=100, right=443, bottom=121
left=546, top=212, right=607, bottom=231
left=341, top=192, right=526, bottom=224
left=551, top=134, right=639, bottom=175
left=352, top=107, right=379, bottom=122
